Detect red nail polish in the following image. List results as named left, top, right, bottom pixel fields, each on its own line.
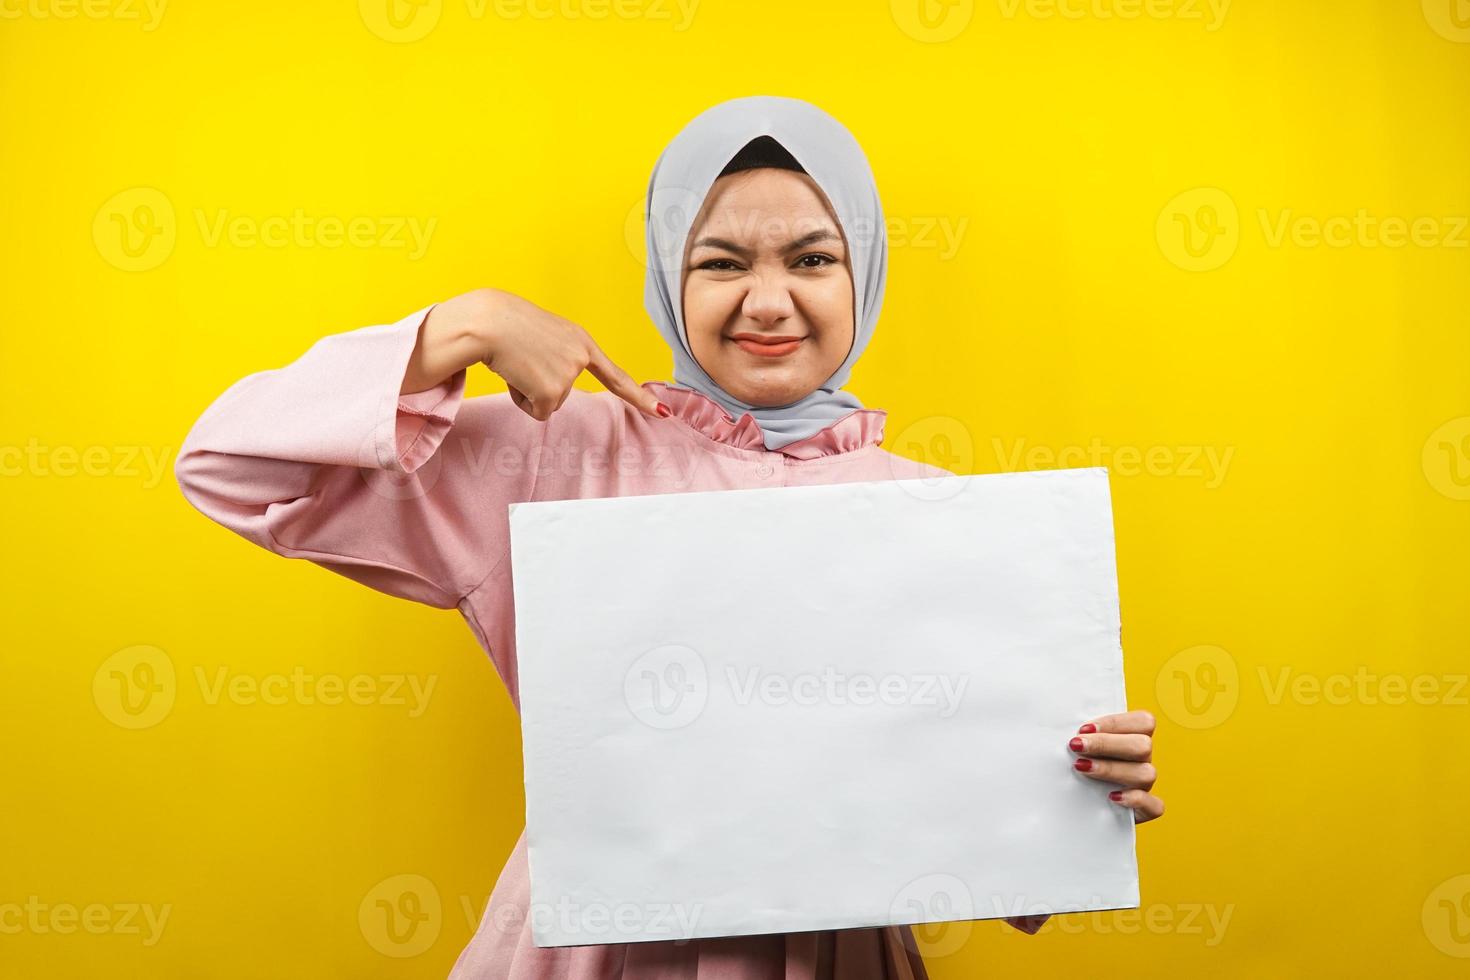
left=1068, top=737, right=1085, bottom=753
left=1073, top=758, right=1093, bottom=772
left=1109, top=790, right=1123, bottom=801
left=1078, top=723, right=1097, bottom=734
left=655, top=403, right=671, bottom=418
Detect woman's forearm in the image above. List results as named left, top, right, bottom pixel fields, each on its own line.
left=400, top=289, right=501, bottom=395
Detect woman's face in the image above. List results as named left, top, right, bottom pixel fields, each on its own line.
left=681, top=168, right=855, bottom=408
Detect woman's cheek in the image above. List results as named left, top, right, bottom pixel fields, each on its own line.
left=814, top=319, right=856, bottom=373
left=683, top=295, right=725, bottom=363
left=810, top=278, right=855, bottom=348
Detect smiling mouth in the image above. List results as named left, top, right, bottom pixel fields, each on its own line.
left=731, top=334, right=805, bottom=358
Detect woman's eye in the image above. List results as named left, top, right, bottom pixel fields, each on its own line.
left=696, top=255, right=836, bottom=272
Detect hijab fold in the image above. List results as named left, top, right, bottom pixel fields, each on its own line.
left=642, top=95, right=888, bottom=450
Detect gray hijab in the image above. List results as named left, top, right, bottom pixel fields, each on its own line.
left=642, top=95, right=888, bottom=450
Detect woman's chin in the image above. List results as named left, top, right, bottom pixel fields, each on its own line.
left=714, top=370, right=818, bottom=408
left=733, top=386, right=820, bottom=408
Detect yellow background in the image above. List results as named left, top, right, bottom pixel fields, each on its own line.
left=3, top=0, right=1469, bottom=976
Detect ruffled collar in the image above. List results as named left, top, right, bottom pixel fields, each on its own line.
left=641, top=381, right=886, bottom=460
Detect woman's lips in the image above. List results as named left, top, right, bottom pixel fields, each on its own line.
left=732, top=336, right=804, bottom=358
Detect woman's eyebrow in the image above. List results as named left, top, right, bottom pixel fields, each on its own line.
left=690, top=229, right=843, bottom=257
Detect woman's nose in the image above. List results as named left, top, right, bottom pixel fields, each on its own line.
left=740, top=274, right=796, bottom=324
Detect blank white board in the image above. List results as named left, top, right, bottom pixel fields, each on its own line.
left=509, top=466, right=1138, bottom=947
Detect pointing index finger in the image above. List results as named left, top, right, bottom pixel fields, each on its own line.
left=584, top=342, right=664, bottom=418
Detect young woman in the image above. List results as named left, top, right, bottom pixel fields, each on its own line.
left=176, top=95, right=1163, bottom=980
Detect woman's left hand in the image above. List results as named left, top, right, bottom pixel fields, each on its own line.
left=1068, top=710, right=1165, bottom=824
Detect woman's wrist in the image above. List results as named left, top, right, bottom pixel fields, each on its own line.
left=401, top=290, right=500, bottom=394
left=463, top=287, right=511, bottom=366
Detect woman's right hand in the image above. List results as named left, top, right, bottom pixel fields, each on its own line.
left=402, top=287, right=666, bottom=421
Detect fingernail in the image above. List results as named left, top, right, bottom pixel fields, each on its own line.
left=1078, top=723, right=1097, bottom=734
left=655, top=403, right=671, bottom=417
left=1073, top=758, right=1093, bottom=772
left=1068, top=737, right=1086, bottom=753
left=1108, top=790, right=1123, bottom=802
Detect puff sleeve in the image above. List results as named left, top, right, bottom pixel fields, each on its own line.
left=174, top=304, right=546, bottom=608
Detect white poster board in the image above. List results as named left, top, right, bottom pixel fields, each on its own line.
left=509, top=467, right=1138, bottom=948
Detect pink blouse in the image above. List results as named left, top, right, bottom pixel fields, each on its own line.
left=174, top=305, right=1051, bottom=979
